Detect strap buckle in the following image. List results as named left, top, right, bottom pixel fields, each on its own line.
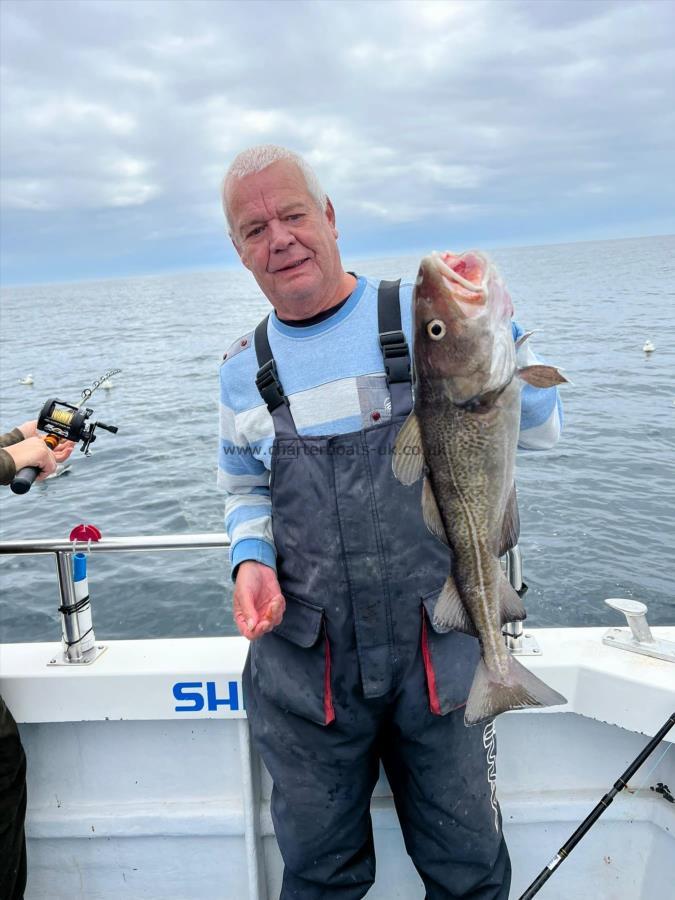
left=255, top=360, right=288, bottom=413
left=379, top=330, right=411, bottom=384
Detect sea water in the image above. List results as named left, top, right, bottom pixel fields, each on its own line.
left=1, top=235, right=673, bottom=642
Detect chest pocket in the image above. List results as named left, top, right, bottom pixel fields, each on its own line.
left=249, top=593, right=335, bottom=726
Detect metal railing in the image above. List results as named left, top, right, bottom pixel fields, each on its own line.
left=0, top=533, right=231, bottom=665
left=0, top=533, right=230, bottom=555
left=2, top=533, right=530, bottom=662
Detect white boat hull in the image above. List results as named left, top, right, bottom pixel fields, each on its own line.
left=2, top=628, right=674, bottom=899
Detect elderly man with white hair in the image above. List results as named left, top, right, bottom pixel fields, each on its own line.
left=217, top=145, right=562, bottom=899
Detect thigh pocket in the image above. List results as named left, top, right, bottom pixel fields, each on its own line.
left=250, top=593, right=335, bottom=726
left=421, top=588, right=481, bottom=716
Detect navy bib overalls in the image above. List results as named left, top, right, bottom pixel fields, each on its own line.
left=242, top=281, right=511, bottom=899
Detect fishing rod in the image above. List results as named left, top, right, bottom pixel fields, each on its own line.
left=519, top=710, right=675, bottom=899
left=10, top=369, right=121, bottom=496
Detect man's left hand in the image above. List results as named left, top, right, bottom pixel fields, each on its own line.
left=233, top=560, right=285, bottom=641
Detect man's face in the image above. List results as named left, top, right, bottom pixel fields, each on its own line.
left=227, top=160, right=344, bottom=319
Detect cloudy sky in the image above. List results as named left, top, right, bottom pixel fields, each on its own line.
left=1, top=0, right=673, bottom=285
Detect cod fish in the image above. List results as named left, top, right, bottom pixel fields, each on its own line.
left=393, top=250, right=567, bottom=726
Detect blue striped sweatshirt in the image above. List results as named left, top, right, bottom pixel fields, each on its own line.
left=218, top=276, right=563, bottom=574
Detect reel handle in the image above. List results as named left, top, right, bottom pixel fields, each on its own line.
left=10, top=466, right=40, bottom=495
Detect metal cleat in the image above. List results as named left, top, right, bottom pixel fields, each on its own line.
left=603, top=597, right=675, bottom=663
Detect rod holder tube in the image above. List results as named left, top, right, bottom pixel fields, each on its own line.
left=72, top=552, right=96, bottom=655
left=55, top=551, right=83, bottom=661
left=54, top=550, right=98, bottom=663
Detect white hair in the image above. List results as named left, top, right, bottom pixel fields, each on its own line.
left=221, top=144, right=327, bottom=236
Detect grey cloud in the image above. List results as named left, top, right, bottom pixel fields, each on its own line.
left=1, top=0, right=673, bottom=282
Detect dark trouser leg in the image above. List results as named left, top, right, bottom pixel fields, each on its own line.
left=0, top=698, right=27, bottom=900
left=244, top=656, right=381, bottom=900
left=381, top=658, right=511, bottom=900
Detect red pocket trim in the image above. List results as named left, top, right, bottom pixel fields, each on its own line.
left=324, top=623, right=335, bottom=725
left=421, top=610, right=442, bottom=716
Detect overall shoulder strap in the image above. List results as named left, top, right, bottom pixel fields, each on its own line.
left=253, top=315, right=297, bottom=437
left=377, top=279, right=413, bottom=417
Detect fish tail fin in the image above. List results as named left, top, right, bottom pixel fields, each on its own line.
left=464, top=655, right=567, bottom=726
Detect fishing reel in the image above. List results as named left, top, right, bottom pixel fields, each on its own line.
left=37, top=398, right=118, bottom=453
left=10, top=398, right=118, bottom=495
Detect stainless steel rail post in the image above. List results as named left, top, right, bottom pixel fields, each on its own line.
left=52, top=550, right=105, bottom=665
left=0, top=533, right=231, bottom=667
left=503, top=546, right=524, bottom=651
left=502, top=544, right=541, bottom=657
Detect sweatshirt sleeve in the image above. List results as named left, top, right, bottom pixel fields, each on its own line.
left=218, top=372, right=276, bottom=579
left=0, top=427, right=26, bottom=449
left=0, top=428, right=25, bottom=486
left=512, top=321, right=564, bottom=451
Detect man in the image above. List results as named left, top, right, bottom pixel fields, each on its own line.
left=1, top=422, right=74, bottom=900
left=218, top=145, right=562, bottom=899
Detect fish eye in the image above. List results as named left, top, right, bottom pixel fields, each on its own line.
left=426, top=319, right=446, bottom=341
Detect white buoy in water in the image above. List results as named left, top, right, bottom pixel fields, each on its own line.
left=101, top=380, right=114, bottom=389
left=643, top=340, right=655, bottom=353
left=19, top=374, right=34, bottom=385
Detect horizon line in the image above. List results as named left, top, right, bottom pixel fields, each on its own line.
left=2, top=230, right=673, bottom=291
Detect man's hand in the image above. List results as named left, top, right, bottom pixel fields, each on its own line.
left=17, top=420, right=39, bottom=439
left=18, top=420, right=75, bottom=463
left=5, top=437, right=57, bottom=480
left=233, top=561, right=285, bottom=641
left=52, top=440, right=76, bottom=463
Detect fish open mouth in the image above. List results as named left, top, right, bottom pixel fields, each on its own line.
left=433, top=251, right=489, bottom=317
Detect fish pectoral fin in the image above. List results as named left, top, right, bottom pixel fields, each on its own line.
left=464, top=656, right=567, bottom=726
left=432, top=575, right=478, bottom=636
left=517, top=364, right=568, bottom=388
left=515, top=330, right=534, bottom=349
left=497, top=483, right=520, bottom=558
left=422, top=477, right=449, bottom=545
left=392, top=412, right=424, bottom=485
left=499, top=574, right=527, bottom=625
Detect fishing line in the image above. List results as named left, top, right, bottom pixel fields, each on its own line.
left=626, top=739, right=673, bottom=795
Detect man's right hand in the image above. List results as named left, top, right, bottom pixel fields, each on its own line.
left=5, top=437, right=57, bottom=480
left=233, top=560, right=285, bottom=641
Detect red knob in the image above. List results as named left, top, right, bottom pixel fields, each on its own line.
left=69, top=524, right=102, bottom=542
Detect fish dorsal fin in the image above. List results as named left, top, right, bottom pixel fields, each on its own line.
left=518, top=364, right=568, bottom=388
left=422, top=476, right=449, bottom=545
left=392, top=412, right=424, bottom=484
left=499, top=574, right=527, bottom=624
left=432, top=575, right=478, bottom=636
left=498, top=484, right=520, bottom=558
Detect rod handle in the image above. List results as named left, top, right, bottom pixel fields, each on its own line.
left=10, top=433, right=60, bottom=495
left=10, top=466, right=40, bottom=494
